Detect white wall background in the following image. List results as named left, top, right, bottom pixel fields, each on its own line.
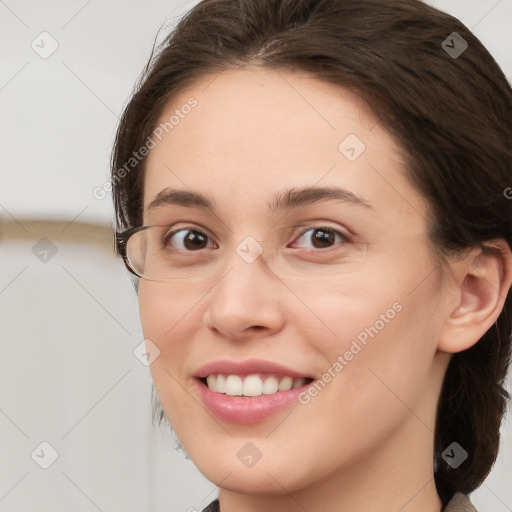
left=0, top=1, right=511, bottom=511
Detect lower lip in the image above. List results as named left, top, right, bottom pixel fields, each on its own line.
left=195, top=378, right=309, bottom=425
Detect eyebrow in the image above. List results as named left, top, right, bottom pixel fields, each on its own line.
left=146, top=186, right=372, bottom=213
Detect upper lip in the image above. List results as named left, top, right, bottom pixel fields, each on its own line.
left=195, top=358, right=313, bottom=379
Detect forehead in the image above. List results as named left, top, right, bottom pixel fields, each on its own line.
left=142, top=66, right=428, bottom=227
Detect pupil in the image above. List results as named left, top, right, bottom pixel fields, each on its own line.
left=184, top=230, right=207, bottom=250
left=313, top=229, right=334, bottom=248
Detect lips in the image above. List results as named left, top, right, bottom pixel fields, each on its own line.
left=193, top=359, right=315, bottom=424
left=195, top=358, right=314, bottom=380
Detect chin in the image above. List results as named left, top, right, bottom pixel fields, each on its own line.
left=198, top=458, right=303, bottom=495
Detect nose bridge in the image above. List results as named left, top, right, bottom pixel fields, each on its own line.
left=234, top=234, right=266, bottom=267
left=216, top=232, right=274, bottom=284
left=202, top=230, right=285, bottom=336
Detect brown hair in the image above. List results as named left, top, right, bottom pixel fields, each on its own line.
left=111, top=0, right=512, bottom=504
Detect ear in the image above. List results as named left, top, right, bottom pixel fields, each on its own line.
left=438, top=239, right=512, bottom=354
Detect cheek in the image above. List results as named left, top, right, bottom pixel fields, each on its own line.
left=138, top=281, right=204, bottom=427
left=138, top=282, right=168, bottom=337
left=299, top=252, right=442, bottom=397
left=289, top=277, right=441, bottom=463
left=138, top=282, right=198, bottom=381
left=138, top=281, right=197, bottom=341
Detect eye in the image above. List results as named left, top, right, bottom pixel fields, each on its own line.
left=291, top=226, right=350, bottom=250
left=164, top=228, right=217, bottom=252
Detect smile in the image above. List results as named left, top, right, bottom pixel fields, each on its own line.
left=204, top=374, right=312, bottom=396
left=194, top=359, right=316, bottom=424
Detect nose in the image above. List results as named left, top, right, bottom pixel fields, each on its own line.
left=202, top=245, right=286, bottom=341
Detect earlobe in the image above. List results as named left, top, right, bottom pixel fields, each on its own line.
left=438, top=240, right=512, bottom=354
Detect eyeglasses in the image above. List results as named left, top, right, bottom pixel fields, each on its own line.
left=116, top=224, right=369, bottom=283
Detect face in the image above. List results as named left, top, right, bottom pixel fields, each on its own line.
left=138, top=66, right=451, bottom=497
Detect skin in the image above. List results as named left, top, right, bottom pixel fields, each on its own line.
left=137, top=66, right=512, bottom=512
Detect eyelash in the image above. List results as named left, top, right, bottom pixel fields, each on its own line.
left=163, top=225, right=352, bottom=253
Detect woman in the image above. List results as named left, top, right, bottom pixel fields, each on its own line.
left=112, top=0, right=512, bottom=510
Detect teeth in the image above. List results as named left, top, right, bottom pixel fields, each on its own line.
left=206, top=375, right=215, bottom=390
left=205, top=374, right=308, bottom=396
left=292, top=377, right=305, bottom=389
left=216, top=374, right=226, bottom=393
left=262, top=376, right=278, bottom=394
left=243, top=375, right=263, bottom=397
left=278, top=376, right=293, bottom=391
left=225, top=375, right=243, bottom=396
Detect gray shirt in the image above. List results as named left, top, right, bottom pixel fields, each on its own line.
left=200, top=492, right=478, bottom=511
left=445, top=493, right=478, bottom=512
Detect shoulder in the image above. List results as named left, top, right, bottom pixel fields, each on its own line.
left=444, top=493, right=478, bottom=512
